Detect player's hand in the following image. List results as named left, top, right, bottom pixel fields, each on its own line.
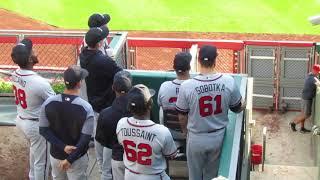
left=182, top=130, right=187, bottom=138
left=59, top=159, right=71, bottom=171
left=64, top=145, right=77, bottom=154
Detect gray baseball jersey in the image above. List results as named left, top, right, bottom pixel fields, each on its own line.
left=11, top=69, right=55, bottom=119
left=176, top=73, right=242, bottom=133
left=11, top=69, right=54, bottom=180
left=116, top=117, right=177, bottom=175
left=158, top=79, right=185, bottom=110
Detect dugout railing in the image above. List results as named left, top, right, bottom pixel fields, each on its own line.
left=1, top=30, right=318, bottom=179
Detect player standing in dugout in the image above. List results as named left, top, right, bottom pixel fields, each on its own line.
left=176, top=45, right=246, bottom=180
left=79, top=25, right=122, bottom=179
left=39, top=66, right=94, bottom=179
left=158, top=51, right=191, bottom=141
left=95, top=70, right=133, bottom=180
left=11, top=38, right=55, bottom=180
left=117, top=84, right=178, bottom=180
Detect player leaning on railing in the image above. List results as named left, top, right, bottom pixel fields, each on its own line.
left=290, top=64, right=320, bottom=133
left=11, top=38, right=55, bottom=180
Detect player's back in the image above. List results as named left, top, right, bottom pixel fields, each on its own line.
left=158, top=79, right=184, bottom=110
left=116, top=117, right=177, bottom=175
left=177, top=73, right=241, bottom=134
left=11, top=69, right=54, bottom=119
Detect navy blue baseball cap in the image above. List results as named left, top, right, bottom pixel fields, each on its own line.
left=85, top=26, right=109, bottom=48
left=88, top=13, right=111, bottom=28
left=11, top=38, right=33, bottom=66
left=199, top=45, right=218, bottom=62
left=64, top=65, right=89, bottom=88
left=173, top=52, right=192, bottom=72
left=113, top=71, right=132, bottom=94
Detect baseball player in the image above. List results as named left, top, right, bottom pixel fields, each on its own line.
left=175, top=45, right=246, bottom=180
left=290, top=64, right=320, bottom=133
left=11, top=38, right=54, bottom=180
left=117, top=84, right=178, bottom=180
left=78, top=13, right=112, bottom=104
left=78, top=13, right=113, bottom=58
left=39, top=65, right=94, bottom=179
left=95, top=70, right=132, bottom=180
left=80, top=26, right=122, bottom=178
left=158, top=51, right=191, bottom=140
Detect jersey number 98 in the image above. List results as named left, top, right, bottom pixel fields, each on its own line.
left=13, top=85, right=28, bottom=109
left=123, top=140, right=152, bottom=165
left=199, top=95, right=222, bottom=117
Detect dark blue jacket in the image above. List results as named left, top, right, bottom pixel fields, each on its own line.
left=80, top=48, right=122, bottom=112
left=95, top=95, right=131, bottom=161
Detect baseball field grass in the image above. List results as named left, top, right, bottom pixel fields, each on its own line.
left=1, top=0, right=320, bottom=34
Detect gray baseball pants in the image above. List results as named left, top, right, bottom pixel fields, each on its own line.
left=111, top=159, right=125, bottom=180
left=187, top=129, right=225, bottom=180
left=16, top=117, right=50, bottom=180
left=50, top=154, right=88, bottom=180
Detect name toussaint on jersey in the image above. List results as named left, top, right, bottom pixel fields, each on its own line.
left=119, top=128, right=157, bottom=142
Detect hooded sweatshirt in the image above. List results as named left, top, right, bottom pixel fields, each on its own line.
left=80, top=48, right=122, bottom=112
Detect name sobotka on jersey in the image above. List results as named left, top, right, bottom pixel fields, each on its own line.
left=176, top=73, right=242, bottom=134
left=195, top=82, right=226, bottom=94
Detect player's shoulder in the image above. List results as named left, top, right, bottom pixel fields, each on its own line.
left=160, top=80, right=172, bottom=87
left=33, top=75, right=51, bottom=87
left=72, top=97, right=93, bottom=111
left=221, top=74, right=234, bottom=80
left=179, top=78, right=195, bottom=88
left=159, top=80, right=173, bottom=93
left=220, top=74, right=236, bottom=86
left=43, top=94, right=61, bottom=105
left=153, top=124, right=171, bottom=134
left=117, top=117, right=128, bottom=127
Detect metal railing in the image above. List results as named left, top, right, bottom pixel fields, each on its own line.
left=0, top=30, right=128, bottom=71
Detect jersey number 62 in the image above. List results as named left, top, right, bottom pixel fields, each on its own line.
left=123, top=140, right=152, bottom=165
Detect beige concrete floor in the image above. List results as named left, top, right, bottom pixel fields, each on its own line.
left=250, top=110, right=318, bottom=180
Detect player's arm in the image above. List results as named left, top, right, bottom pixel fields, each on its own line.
left=157, top=84, right=164, bottom=107
left=314, top=76, right=320, bottom=86
left=95, top=108, right=113, bottom=148
left=175, top=85, right=189, bottom=136
left=66, top=105, right=94, bottom=164
left=39, top=98, right=66, bottom=151
left=39, top=80, right=56, bottom=100
left=162, top=127, right=178, bottom=159
left=229, top=79, right=246, bottom=113
left=102, top=57, right=122, bottom=79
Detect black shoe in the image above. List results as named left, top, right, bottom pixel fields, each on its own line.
left=300, top=127, right=311, bottom=133
left=289, top=122, right=297, bottom=132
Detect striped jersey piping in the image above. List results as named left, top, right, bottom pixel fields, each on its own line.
left=14, top=70, right=35, bottom=76
left=193, top=74, right=223, bottom=82
left=127, top=118, right=156, bottom=128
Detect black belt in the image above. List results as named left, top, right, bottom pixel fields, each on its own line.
left=207, top=127, right=225, bottom=133
left=19, top=116, right=39, bottom=121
